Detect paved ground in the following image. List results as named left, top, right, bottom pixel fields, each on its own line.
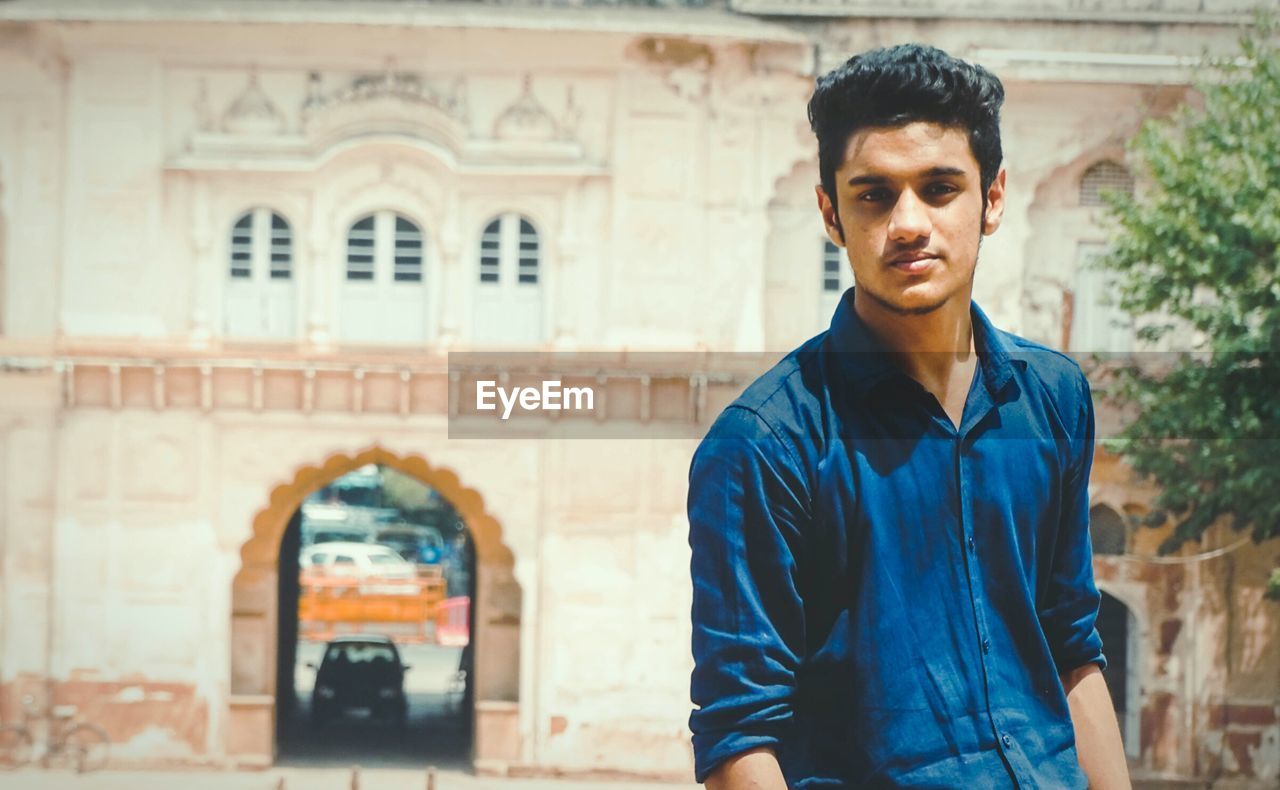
left=0, top=768, right=697, bottom=790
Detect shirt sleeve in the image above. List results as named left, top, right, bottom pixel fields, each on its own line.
left=1037, top=367, right=1108, bottom=676
left=687, top=406, right=809, bottom=784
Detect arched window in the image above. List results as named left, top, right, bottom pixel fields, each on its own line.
left=1070, top=242, right=1133, bottom=353
left=229, top=213, right=253, bottom=279
left=345, top=216, right=375, bottom=281
left=225, top=208, right=295, bottom=339
left=339, top=211, right=430, bottom=343
left=393, top=216, right=423, bottom=283
left=1079, top=161, right=1134, bottom=207
left=822, top=239, right=843, bottom=293
left=820, top=239, right=852, bottom=321
left=473, top=213, right=543, bottom=343
left=269, top=213, right=292, bottom=279
left=1069, top=160, right=1137, bottom=353
left=1089, top=504, right=1128, bottom=556
left=479, top=218, right=501, bottom=284
left=517, top=218, right=540, bottom=285
left=476, top=215, right=540, bottom=286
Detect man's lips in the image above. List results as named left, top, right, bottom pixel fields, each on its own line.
left=888, top=253, right=938, bottom=273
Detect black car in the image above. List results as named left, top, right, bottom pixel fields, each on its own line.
left=308, top=636, right=409, bottom=727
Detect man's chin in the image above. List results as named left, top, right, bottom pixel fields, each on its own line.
left=863, top=285, right=952, bottom=317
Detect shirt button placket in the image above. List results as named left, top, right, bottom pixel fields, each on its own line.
left=959, top=434, right=1007, bottom=777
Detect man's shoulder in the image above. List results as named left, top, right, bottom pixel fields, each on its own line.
left=735, top=332, right=829, bottom=413
left=696, top=332, right=830, bottom=464
left=996, top=329, right=1091, bottom=429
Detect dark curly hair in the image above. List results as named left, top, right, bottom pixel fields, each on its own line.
left=807, top=44, right=1005, bottom=229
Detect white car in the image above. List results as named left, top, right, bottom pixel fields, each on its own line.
left=302, top=541, right=419, bottom=594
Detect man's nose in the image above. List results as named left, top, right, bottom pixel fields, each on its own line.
left=887, top=189, right=931, bottom=243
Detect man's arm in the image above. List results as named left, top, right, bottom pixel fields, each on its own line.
left=688, top=407, right=808, bottom=787
left=705, top=747, right=788, bottom=790
left=1061, top=663, right=1131, bottom=789
left=1037, top=368, right=1129, bottom=785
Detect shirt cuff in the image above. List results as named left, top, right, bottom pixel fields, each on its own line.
left=1051, top=625, right=1108, bottom=676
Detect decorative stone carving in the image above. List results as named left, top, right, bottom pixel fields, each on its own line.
left=173, top=66, right=596, bottom=175
left=665, top=66, right=710, bottom=105
left=493, top=75, right=560, bottom=143
left=193, top=78, right=215, bottom=133
left=559, top=85, right=583, bottom=142
left=300, top=62, right=468, bottom=129
left=221, top=71, right=287, bottom=135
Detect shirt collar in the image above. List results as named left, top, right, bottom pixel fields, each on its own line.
left=826, top=287, right=1024, bottom=402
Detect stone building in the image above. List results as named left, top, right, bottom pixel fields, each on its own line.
left=0, top=0, right=1275, bottom=785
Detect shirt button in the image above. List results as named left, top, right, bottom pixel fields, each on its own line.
left=1002, top=734, right=1013, bottom=748
left=982, top=638, right=991, bottom=654
left=968, top=537, right=976, bottom=553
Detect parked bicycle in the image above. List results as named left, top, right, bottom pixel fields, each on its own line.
left=0, top=694, right=109, bottom=772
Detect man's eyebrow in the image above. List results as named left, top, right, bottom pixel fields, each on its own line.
left=846, top=166, right=968, bottom=186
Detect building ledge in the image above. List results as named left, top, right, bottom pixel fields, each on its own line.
left=0, top=0, right=810, bottom=46
left=732, top=0, right=1256, bottom=26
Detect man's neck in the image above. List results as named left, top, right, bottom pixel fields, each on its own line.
left=853, top=288, right=978, bottom=399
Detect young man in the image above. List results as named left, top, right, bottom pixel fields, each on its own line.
left=687, top=45, right=1131, bottom=788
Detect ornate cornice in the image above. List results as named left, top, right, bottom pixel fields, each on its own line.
left=171, top=68, right=599, bottom=176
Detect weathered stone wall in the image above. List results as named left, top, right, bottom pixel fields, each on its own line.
left=1091, top=450, right=1280, bottom=785
left=0, top=3, right=1275, bottom=783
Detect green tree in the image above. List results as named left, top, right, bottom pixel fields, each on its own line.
left=1089, top=12, right=1280, bottom=599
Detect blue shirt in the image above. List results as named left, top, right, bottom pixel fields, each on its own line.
left=687, top=288, right=1107, bottom=788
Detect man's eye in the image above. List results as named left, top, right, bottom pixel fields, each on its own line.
left=927, top=183, right=958, bottom=195
left=859, top=189, right=892, bottom=202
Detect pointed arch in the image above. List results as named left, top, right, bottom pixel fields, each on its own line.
left=237, top=445, right=514, bottom=571
left=227, top=446, right=520, bottom=768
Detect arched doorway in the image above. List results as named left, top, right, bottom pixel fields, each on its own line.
left=275, top=463, right=476, bottom=766
left=1097, top=589, right=1141, bottom=759
left=226, top=448, right=522, bottom=770
left=1090, top=503, right=1141, bottom=759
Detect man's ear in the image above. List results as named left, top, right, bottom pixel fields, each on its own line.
left=982, top=168, right=1007, bottom=235
left=816, top=184, right=845, bottom=246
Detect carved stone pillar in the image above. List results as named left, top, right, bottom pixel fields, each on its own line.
left=436, top=194, right=462, bottom=348
left=552, top=185, right=580, bottom=349
left=305, top=228, right=331, bottom=350
left=435, top=250, right=460, bottom=349
left=189, top=176, right=214, bottom=348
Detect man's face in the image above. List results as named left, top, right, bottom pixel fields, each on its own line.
left=817, top=121, right=1005, bottom=316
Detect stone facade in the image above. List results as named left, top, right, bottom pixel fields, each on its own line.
left=0, top=0, right=1275, bottom=784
